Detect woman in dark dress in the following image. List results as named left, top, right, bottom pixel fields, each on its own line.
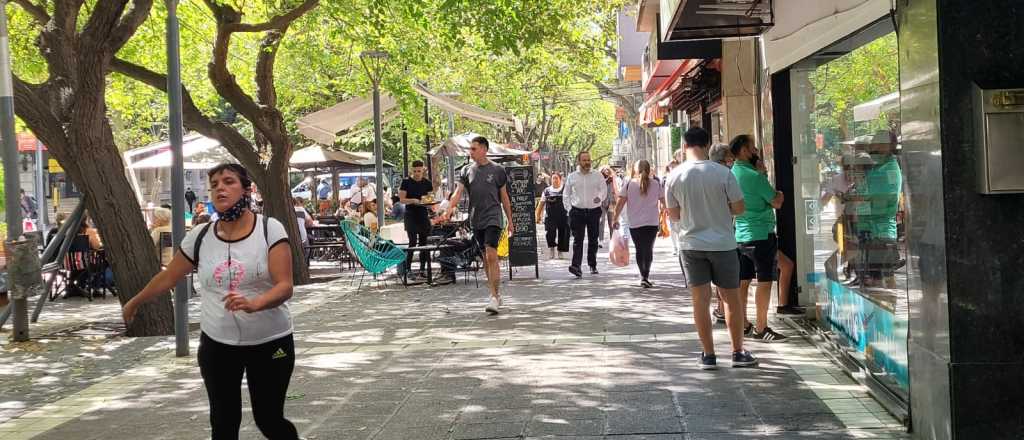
left=535, top=172, right=570, bottom=260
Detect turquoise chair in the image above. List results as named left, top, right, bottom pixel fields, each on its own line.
left=339, top=220, right=406, bottom=289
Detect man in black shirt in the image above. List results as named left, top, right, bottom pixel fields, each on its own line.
left=399, top=160, right=435, bottom=275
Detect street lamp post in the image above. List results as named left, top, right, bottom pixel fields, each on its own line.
left=165, top=0, right=189, bottom=356
left=360, top=50, right=389, bottom=227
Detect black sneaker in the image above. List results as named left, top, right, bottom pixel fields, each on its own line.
left=640, top=279, right=653, bottom=288
left=751, top=326, right=789, bottom=343
left=590, top=267, right=599, bottom=275
left=743, top=322, right=754, bottom=337
left=697, top=352, right=717, bottom=370
left=569, top=266, right=582, bottom=278
left=712, top=309, right=726, bottom=324
left=732, top=350, right=759, bottom=368
left=776, top=305, right=806, bottom=315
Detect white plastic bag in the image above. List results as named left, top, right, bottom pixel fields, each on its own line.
left=608, top=229, right=630, bottom=267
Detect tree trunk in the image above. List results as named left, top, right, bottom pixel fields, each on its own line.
left=260, top=156, right=310, bottom=284
left=63, top=106, right=173, bottom=337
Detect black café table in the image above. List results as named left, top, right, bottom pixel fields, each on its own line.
left=397, top=243, right=453, bottom=286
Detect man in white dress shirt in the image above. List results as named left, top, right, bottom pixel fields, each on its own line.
left=563, top=151, right=608, bottom=277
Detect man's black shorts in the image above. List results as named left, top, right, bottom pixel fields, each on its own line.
left=738, top=234, right=778, bottom=282
left=473, top=226, right=502, bottom=250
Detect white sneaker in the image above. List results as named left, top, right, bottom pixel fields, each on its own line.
left=485, top=296, right=500, bottom=314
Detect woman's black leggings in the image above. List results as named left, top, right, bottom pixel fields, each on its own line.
left=630, top=226, right=659, bottom=280
left=198, top=332, right=299, bottom=440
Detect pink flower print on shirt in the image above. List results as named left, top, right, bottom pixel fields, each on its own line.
left=212, top=260, right=246, bottom=291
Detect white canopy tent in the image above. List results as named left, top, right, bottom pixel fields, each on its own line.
left=853, top=92, right=900, bottom=122
left=290, top=144, right=370, bottom=169
left=296, top=95, right=399, bottom=146
left=123, top=134, right=238, bottom=204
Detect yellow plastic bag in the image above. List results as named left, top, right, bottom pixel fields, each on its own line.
left=496, top=227, right=510, bottom=257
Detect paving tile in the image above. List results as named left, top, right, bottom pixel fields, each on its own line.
left=451, top=421, right=525, bottom=439
left=5, top=240, right=907, bottom=440
left=526, top=418, right=604, bottom=436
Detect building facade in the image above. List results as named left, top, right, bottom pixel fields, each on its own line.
left=657, top=0, right=1024, bottom=438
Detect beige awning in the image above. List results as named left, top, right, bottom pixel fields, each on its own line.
left=412, top=83, right=518, bottom=128
left=296, top=95, right=398, bottom=145
left=290, top=145, right=397, bottom=170
left=290, top=145, right=369, bottom=169
left=430, top=132, right=532, bottom=157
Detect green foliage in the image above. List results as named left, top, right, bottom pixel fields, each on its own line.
left=10, top=0, right=626, bottom=165
left=809, top=33, right=899, bottom=166
left=809, top=33, right=899, bottom=139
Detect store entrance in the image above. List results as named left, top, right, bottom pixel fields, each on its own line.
left=788, top=21, right=909, bottom=406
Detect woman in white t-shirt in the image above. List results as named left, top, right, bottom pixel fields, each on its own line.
left=123, top=164, right=299, bottom=440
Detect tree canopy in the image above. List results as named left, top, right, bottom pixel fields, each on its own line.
left=7, top=0, right=627, bottom=163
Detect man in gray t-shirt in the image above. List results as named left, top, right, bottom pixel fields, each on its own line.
left=444, top=136, right=514, bottom=316
left=460, top=161, right=508, bottom=230
left=664, top=127, right=757, bottom=370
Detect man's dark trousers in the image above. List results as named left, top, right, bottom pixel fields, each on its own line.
left=569, top=207, right=602, bottom=270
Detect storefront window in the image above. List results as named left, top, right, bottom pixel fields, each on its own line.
left=793, top=31, right=909, bottom=400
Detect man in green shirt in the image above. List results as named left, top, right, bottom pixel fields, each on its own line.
left=851, top=133, right=903, bottom=288
left=730, top=135, right=788, bottom=343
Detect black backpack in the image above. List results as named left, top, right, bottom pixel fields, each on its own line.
left=191, top=215, right=270, bottom=266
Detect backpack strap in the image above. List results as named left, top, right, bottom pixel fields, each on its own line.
left=192, top=222, right=214, bottom=266
left=193, top=215, right=273, bottom=267
left=262, top=214, right=270, bottom=246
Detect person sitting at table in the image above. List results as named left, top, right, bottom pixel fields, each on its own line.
left=46, top=212, right=67, bottom=247
left=149, top=207, right=174, bottom=265
left=362, top=200, right=379, bottom=233
left=293, top=197, right=314, bottom=258
left=78, top=215, right=103, bottom=250
left=192, top=213, right=212, bottom=226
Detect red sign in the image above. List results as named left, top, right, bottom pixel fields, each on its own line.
left=16, top=133, right=46, bottom=152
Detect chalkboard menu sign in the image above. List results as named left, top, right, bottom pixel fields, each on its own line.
left=505, top=165, right=539, bottom=278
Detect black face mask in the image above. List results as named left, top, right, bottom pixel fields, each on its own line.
left=217, top=194, right=251, bottom=222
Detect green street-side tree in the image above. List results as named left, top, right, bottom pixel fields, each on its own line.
left=112, top=0, right=319, bottom=284
left=8, top=0, right=173, bottom=336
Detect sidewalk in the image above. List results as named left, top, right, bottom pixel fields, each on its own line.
left=0, top=237, right=908, bottom=439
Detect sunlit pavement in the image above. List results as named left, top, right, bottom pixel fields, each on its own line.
left=0, top=237, right=908, bottom=439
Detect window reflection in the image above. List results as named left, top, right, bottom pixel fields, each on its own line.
left=798, top=31, right=909, bottom=399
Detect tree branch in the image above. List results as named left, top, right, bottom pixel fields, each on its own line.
left=10, top=0, right=49, bottom=24
left=222, top=0, right=319, bottom=33
left=11, top=73, right=70, bottom=154
left=108, top=0, right=154, bottom=51
left=110, top=57, right=262, bottom=171
left=575, top=72, right=638, bottom=119
left=81, top=0, right=129, bottom=44
left=206, top=8, right=273, bottom=137
left=255, top=30, right=285, bottom=108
